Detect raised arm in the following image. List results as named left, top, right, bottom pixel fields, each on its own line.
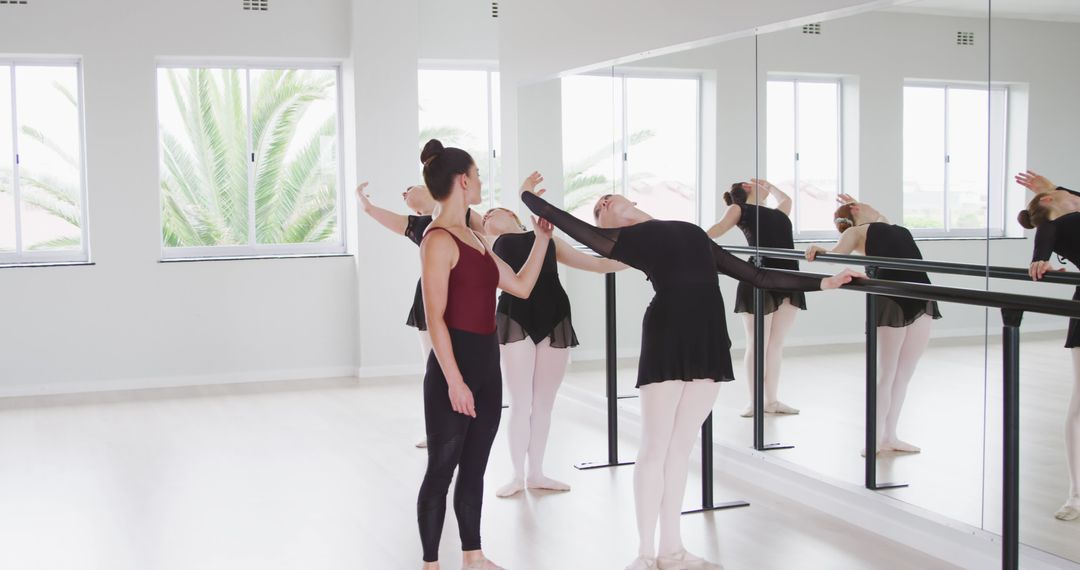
left=493, top=218, right=555, bottom=297
left=706, top=203, right=741, bottom=240
left=420, top=231, right=476, bottom=418
left=755, top=178, right=792, bottom=216
left=520, top=191, right=620, bottom=259
left=553, top=236, right=627, bottom=273
left=357, top=183, right=409, bottom=235
left=805, top=226, right=864, bottom=261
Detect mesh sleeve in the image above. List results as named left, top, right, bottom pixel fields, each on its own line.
left=521, top=192, right=620, bottom=259
left=711, top=242, right=821, bottom=291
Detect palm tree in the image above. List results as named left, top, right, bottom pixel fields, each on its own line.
left=159, top=68, right=339, bottom=247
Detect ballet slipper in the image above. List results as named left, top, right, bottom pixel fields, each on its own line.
left=495, top=479, right=525, bottom=498
left=526, top=475, right=570, bottom=492
left=462, top=557, right=505, bottom=570
left=415, top=437, right=428, bottom=449
left=764, top=401, right=800, bottom=415
left=625, top=556, right=659, bottom=570
left=1055, top=498, right=1080, bottom=521
left=739, top=405, right=754, bottom=418
left=881, top=439, right=921, bottom=453
left=657, top=549, right=723, bottom=570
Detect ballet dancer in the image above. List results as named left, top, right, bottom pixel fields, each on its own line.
left=806, top=194, right=941, bottom=455
left=521, top=189, right=861, bottom=570
left=483, top=172, right=627, bottom=498
left=707, top=179, right=806, bottom=417
left=416, top=139, right=553, bottom=570
left=1016, top=169, right=1080, bottom=521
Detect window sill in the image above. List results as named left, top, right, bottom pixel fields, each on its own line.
left=0, top=261, right=95, bottom=270
left=159, top=252, right=354, bottom=264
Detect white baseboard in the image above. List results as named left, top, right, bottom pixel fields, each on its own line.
left=356, top=363, right=424, bottom=379
left=0, top=366, right=358, bottom=399
left=558, top=381, right=1080, bottom=570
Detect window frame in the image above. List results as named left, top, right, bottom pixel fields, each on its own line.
left=572, top=67, right=703, bottom=224
left=0, top=57, right=90, bottom=266
left=417, top=62, right=501, bottom=211
left=155, top=59, right=347, bottom=260
left=766, top=74, right=845, bottom=241
left=902, top=80, right=1009, bottom=239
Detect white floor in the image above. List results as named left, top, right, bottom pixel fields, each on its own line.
left=0, top=374, right=950, bottom=570
left=565, top=330, right=1080, bottom=566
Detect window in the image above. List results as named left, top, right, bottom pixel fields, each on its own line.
left=0, top=61, right=88, bottom=264
left=766, top=77, right=842, bottom=238
left=903, top=82, right=1007, bottom=236
left=418, top=68, right=501, bottom=209
left=561, top=72, right=700, bottom=222
left=156, top=65, right=343, bottom=258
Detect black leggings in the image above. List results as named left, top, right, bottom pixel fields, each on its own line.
left=418, top=327, right=502, bottom=562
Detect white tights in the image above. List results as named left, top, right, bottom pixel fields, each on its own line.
left=635, top=379, right=721, bottom=558
left=1066, top=350, right=1080, bottom=502
left=875, top=315, right=932, bottom=450
left=740, top=301, right=799, bottom=406
left=499, top=338, right=570, bottom=482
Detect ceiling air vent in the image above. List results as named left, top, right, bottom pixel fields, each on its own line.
left=243, top=0, right=268, bottom=11
left=0, top=1, right=30, bottom=5
left=491, top=1, right=499, bottom=18
left=956, top=31, right=975, bottom=46
left=802, top=23, right=821, bottom=35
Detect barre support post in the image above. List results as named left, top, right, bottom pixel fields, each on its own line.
left=1001, top=308, right=1022, bottom=570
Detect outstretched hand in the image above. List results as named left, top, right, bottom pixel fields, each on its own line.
left=521, top=171, right=546, bottom=197
left=820, top=267, right=866, bottom=290
left=1015, top=170, right=1056, bottom=194
left=355, top=182, right=373, bottom=212
left=533, top=216, right=554, bottom=239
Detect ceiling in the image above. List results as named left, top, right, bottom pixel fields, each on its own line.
left=887, top=0, right=1080, bottom=23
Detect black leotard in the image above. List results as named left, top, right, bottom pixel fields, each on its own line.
left=521, top=192, right=822, bottom=387
left=1031, top=187, right=1080, bottom=347
left=492, top=231, right=578, bottom=348
left=404, top=210, right=471, bottom=331
left=864, top=222, right=942, bottom=327
left=731, top=203, right=808, bottom=315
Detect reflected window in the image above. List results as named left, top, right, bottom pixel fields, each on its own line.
left=157, top=65, right=343, bottom=258
left=766, top=77, right=842, bottom=238
left=418, top=67, right=501, bottom=209
left=562, top=72, right=700, bottom=223
left=0, top=61, right=88, bottom=264
left=903, top=83, right=1007, bottom=237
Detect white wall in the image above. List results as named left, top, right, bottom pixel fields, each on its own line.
left=0, top=0, right=362, bottom=395
left=552, top=11, right=1080, bottom=361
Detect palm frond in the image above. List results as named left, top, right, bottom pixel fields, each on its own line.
left=27, top=235, right=80, bottom=251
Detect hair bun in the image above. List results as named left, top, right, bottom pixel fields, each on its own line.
left=421, top=139, right=445, bottom=166
left=722, top=192, right=733, bottom=206
left=1017, top=210, right=1034, bottom=230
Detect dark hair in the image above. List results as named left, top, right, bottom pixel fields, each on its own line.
left=1018, top=193, right=1053, bottom=230
left=420, top=139, right=475, bottom=201
left=723, top=182, right=747, bottom=206
left=593, top=194, right=613, bottom=221
left=833, top=204, right=855, bottom=233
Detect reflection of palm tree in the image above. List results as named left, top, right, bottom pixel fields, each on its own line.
left=563, top=129, right=654, bottom=213
left=160, top=69, right=338, bottom=247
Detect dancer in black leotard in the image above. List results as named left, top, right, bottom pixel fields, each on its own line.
left=806, top=194, right=941, bottom=456
left=357, top=183, right=484, bottom=448
left=708, top=179, right=806, bottom=417
left=1016, top=169, right=1080, bottom=521
left=416, top=140, right=553, bottom=570
left=521, top=189, right=860, bottom=570
left=482, top=172, right=626, bottom=498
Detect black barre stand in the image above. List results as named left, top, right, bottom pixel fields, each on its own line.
left=575, top=273, right=634, bottom=470
left=751, top=277, right=794, bottom=452
left=863, top=267, right=907, bottom=490
left=683, top=414, right=751, bottom=515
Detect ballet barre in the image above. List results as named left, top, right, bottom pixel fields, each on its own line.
left=727, top=245, right=1080, bottom=570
